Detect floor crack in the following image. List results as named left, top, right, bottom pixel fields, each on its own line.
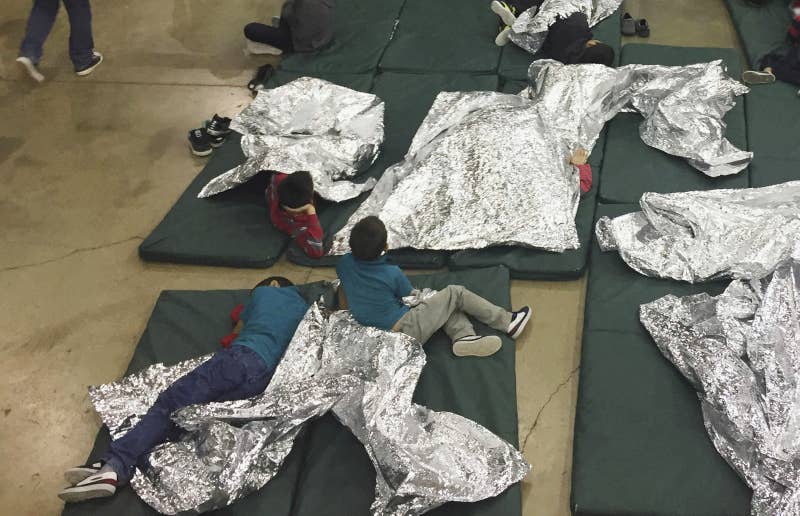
left=0, top=236, right=144, bottom=273
left=521, top=366, right=579, bottom=452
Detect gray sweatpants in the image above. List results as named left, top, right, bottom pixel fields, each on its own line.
left=394, top=285, right=512, bottom=344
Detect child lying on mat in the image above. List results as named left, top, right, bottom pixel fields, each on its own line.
left=266, top=170, right=325, bottom=258
left=336, top=217, right=533, bottom=358
left=742, top=1, right=800, bottom=89
left=244, top=0, right=335, bottom=56
left=490, top=0, right=615, bottom=67
left=58, top=277, right=307, bottom=504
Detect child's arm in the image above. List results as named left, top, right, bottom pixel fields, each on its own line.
left=569, top=148, right=592, bottom=194
left=288, top=207, right=325, bottom=258
left=395, top=270, right=415, bottom=299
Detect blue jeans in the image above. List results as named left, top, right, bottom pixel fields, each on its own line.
left=19, top=0, right=94, bottom=69
left=105, top=345, right=272, bottom=484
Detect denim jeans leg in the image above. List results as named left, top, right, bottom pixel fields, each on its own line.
left=19, top=0, right=60, bottom=64
left=63, top=0, right=94, bottom=69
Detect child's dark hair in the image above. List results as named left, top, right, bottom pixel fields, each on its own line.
left=277, top=171, right=314, bottom=209
left=577, top=42, right=615, bottom=67
left=349, top=216, right=387, bottom=261
left=251, top=276, right=294, bottom=294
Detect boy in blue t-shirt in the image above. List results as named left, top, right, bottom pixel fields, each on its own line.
left=336, top=217, right=532, bottom=357
left=58, top=278, right=309, bottom=504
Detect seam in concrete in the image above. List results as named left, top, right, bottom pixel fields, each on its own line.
left=521, top=366, right=579, bottom=452
left=0, top=236, right=144, bottom=273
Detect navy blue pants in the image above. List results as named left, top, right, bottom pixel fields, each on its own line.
left=105, top=345, right=271, bottom=484
left=763, top=46, right=800, bottom=86
left=19, top=0, right=94, bottom=69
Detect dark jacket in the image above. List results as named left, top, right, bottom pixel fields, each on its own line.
left=541, top=12, right=592, bottom=64
left=281, top=0, right=335, bottom=53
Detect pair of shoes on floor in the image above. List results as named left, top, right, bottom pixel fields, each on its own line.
left=188, top=114, right=232, bottom=157
left=491, top=1, right=519, bottom=47
left=452, top=306, right=533, bottom=357
left=621, top=13, right=649, bottom=37
left=248, top=64, right=275, bottom=94
left=17, top=50, right=103, bottom=83
left=58, top=461, right=118, bottom=503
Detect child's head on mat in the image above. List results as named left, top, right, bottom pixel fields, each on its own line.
left=349, top=216, right=387, bottom=261
left=277, top=170, right=314, bottom=209
left=251, top=276, right=294, bottom=293
left=577, top=40, right=614, bottom=67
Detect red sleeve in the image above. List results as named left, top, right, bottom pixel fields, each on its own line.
left=288, top=213, right=325, bottom=258
left=267, top=173, right=291, bottom=233
left=578, top=164, right=592, bottom=194
left=230, top=303, right=244, bottom=323
left=221, top=332, right=239, bottom=348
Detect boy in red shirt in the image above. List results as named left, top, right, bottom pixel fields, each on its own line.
left=266, top=170, right=324, bottom=258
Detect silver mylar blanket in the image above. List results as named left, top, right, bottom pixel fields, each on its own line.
left=596, top=181, right=800, bottom=282
left=197, top=77, right=385, bottom=202
left=328, top=60, right=749, bottom=255
left=89, top=303, right=530, bottom=515
left=640, top=259, right=800, bottom=515
left=509, top=0, right=623, bottom=55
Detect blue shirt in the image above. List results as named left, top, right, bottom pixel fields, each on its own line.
left=336, top=253, right=413, bottom=330
left=234, top=286, right=309, bottom=373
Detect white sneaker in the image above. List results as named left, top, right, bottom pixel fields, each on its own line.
left=64, top=461, right=104, bottom=486
left=490, top=1, right=517, bottom=27
left=741, top=70, right=775, bottom=85
left=507, top=306, right=532, bottom=339
left=58, top=470, right=117, bottom=503
left=495, top=26, right=512, bottom=46
left=245, top=39, right=283, bottom=56
left=16, top=56, right=44, bottom=83
left=452, top=335, right=502, bottom=357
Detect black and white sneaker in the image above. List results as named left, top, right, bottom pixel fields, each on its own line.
left=16, top=56, right=45, bottom=82
left=452, top=335, right=502, bottom=357
left=205, top=114, right=232, bottom=137
left=507, top=306, right=532, bottom=339
left=188, top=128, right=213, bottom=156
left=206, top=130, right=225, bottom=148
left=75, top=51, right=103, bottom=77
left=64, top=461, right=104, bottom=486
left=58, top=471, right=117, bottom=503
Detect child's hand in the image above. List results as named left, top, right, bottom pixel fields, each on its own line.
left=570, top=148, right=589, bottom=166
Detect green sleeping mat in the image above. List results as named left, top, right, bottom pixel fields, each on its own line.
left=599, top=44, right=750, bottom=204
left=285, top=72, right=500, bottom=270
left=138, top=73, right=374, bottom=269
left=379, top=0, right=503, bottom=73
left=723, top=0, right=791, bottom=68
left=290, top=266, right=521, bottom=516
left=571, top=202, right=752, bottom=516
left=497, top=9, right=622, bottom=81
left=278, top=0, right=406, bottom=74
left=62, top=267, right=522, bottom=516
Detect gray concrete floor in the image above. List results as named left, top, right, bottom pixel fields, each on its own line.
left=0, top=1, right=740, bottom=515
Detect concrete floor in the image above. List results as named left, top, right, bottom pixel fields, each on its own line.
left=0, top=1, right=740, bottom=515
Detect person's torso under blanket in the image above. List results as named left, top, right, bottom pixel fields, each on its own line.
left=541, top=12, right=593, bottom=64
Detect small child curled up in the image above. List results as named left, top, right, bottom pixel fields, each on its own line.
left=336, top=216, right=533, bottom=357
left=266, top=170, right=325, bottom=258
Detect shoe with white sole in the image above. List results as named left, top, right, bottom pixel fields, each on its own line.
left=490, top=1, right=517, bottom=27
left=742, top=70, right=776, bottom=85
left=16, top=56, right=44, bottom=83
left=245, top=38, right=283, bottom=56
left=188, top=128, right=213, bottom=156
left=495, top=26, right=512, bottom=46
left=75, top=51, right=103, bottom=77
left=507, top=306, right=532, bottom=339
left=452, top=335, right=502, bottom=357
left=64, top=461, right=104, bottom=486
left=58, top=471, right=117, bottom=503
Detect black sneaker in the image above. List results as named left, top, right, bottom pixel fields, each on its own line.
left=58, top=471, right=117, bottom=503
left=64, top=461, right=103, bottom=486
left=206, top=130, right=225, bottom=148
left=188, top=128, right=213, bottom=157
left=507, top=306, right=532, bottom=339
left=205, top=114, right=232, bottom=137
left=75, top=51, right=103, bottom=77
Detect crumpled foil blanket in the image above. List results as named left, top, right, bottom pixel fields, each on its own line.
left=197, top=77, right=385, bottom=202
left=509, top=0, right=623, bottom=55
left=327, top=60, right=749, bottom=255
left=89, top=303, right=530, bottom=515
left=596, top=181, right=800, bottom=282
left=640, top=259, right=800, bottom=515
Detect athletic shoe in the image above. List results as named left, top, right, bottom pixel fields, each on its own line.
left=206, top=130, right=225, bottom=148
left=16, top=56, right=45, bottom=83
left=205, top=114, right=232, bottom=137
left=452, top=335, right=502, bottom=357
left=245, top=38, right=283, bottom=56
left=58, top=471, right=117, bottom=503
left=75, top=51, right=103, bottom=77
left=495, top=26, right=512, bottom=46
left=64, top=461, right=104, bottom=486
left=507, top=306, right=532, bottom=339
left=490, top=1, right=517, bottom=27
left=742, top=70, right=776, bottom=85
left=188, top=128, right=213, bottom=157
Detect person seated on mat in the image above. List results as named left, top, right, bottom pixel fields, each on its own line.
left=490, top=0, right=615, bottom=67
left=243, top=0, right=335, bottom=56
left=266, top=170, right=325, bottom=259
left=335, top=216, right=533, bottom=358
left=742, top=1, right=800, bottom=88
left=57, top=277, right=308, bottom=504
